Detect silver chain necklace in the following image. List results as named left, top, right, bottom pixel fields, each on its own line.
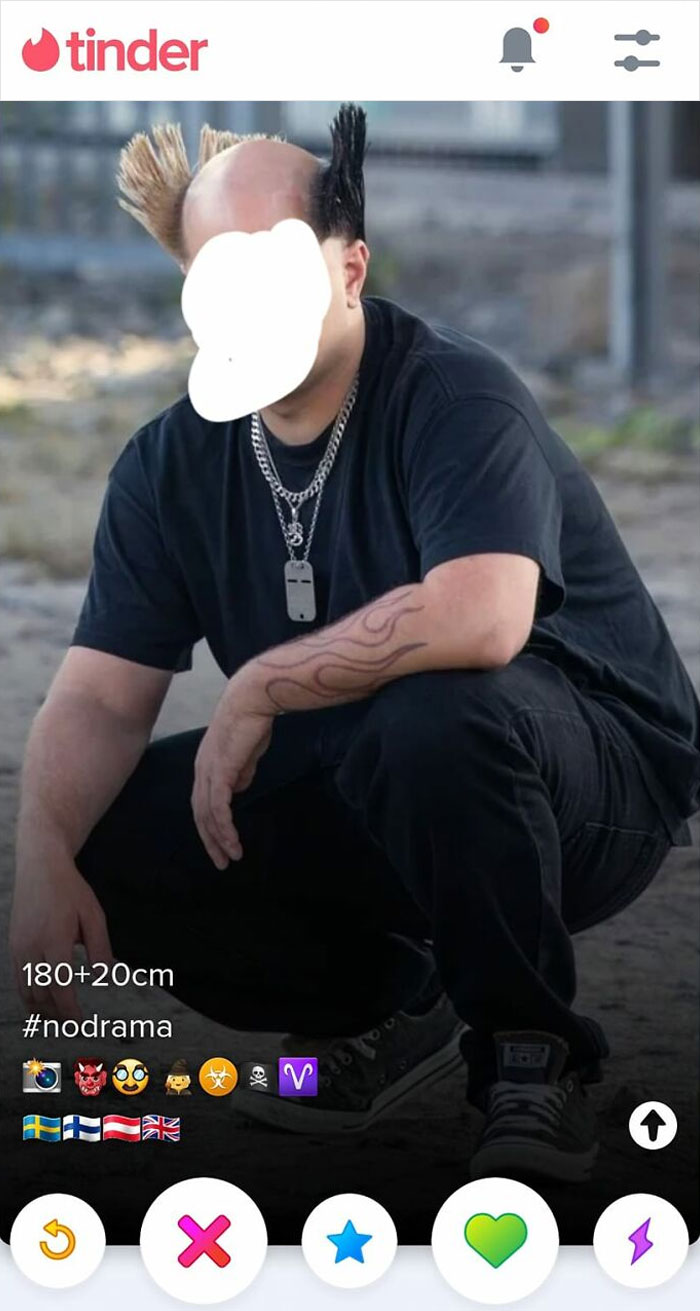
left=249, top=374, right=359, bottom=622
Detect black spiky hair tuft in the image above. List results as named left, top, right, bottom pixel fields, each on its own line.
left=311, top=103, right=368, bottom=242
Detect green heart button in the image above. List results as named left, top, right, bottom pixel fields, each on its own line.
left=464, top=1212, right=528, bottom=1268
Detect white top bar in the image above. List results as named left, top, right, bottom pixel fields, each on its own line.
left=1, top=0, right=698, bottom=101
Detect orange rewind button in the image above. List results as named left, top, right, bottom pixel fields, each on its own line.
left=10, top=1193, right=106, bottom=1289
left=39, top=1218, right=76, bottom=1261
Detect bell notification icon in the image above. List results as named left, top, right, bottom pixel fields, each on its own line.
left=500, top=16, right=550, bottom=71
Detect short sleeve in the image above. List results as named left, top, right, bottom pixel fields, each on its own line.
left=406, top=397, right=565, bottom=618
left=71, top=438, right=202, bottom=671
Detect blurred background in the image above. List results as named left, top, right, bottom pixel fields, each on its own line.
left=0, top=101, right=698, bottom=579
left=0, top=101, right=698, bottom=1235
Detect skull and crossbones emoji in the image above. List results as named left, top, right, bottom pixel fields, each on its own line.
left=249, top=1065, right=268, bottom=1089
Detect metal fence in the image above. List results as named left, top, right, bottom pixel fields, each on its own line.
left=0, top=101, right=558, bottom=275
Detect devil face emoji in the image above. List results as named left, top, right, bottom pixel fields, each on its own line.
left=74, top=1058, right=107, bottom=1097
left=112, top=1058, right=149, bottom=1096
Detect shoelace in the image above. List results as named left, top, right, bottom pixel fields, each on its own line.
left=483, top=1080, right=568, bottom=1141
left=320, top=1017, right=397, bottom=1083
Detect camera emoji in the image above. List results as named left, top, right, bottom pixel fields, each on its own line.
left=22, top=1059, right=61, bottom=1093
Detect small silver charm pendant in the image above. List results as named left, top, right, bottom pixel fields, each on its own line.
left=284, top=559, right=316, bottom=623
left=287, top=509, right=304, bottom=549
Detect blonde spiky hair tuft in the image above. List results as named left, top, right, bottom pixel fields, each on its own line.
left=116, top=121, right=283, bottom=263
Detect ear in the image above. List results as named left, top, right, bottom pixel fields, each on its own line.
left=345, top=240, right=369, bottom=308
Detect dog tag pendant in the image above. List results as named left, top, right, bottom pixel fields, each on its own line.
left=284, top=559, right=316, bottom=623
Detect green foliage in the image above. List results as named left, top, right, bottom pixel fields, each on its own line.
left=364, top=250, right=402, bottom=299
left=0, top=400, right=34, bottom=429
left=556, top=407, right=700, bottom=462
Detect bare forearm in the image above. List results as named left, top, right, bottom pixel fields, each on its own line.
left=237, top=580, right=502, bottom=716
left=192, top=557, right=537, bottom=867
left=17, top=690, right=150, bottom=864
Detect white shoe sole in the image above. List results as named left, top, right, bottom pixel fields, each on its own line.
left=469, top=1139, right=599, bottom=1183
left=230, top=1030, right=465, bottom=1134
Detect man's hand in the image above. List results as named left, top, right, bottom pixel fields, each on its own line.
left=192, top=674, right=274, bottom=868
left=10, top=855, right=114, bottom=1022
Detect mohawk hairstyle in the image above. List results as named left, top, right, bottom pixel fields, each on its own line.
left=116, top=105, right=368, bottom=264
left=116, top=122, right=282, bottom=263
left=310, top=103, right=368, bottom=242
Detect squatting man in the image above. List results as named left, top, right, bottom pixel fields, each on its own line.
left=10, top=106, right=699, bottom=1182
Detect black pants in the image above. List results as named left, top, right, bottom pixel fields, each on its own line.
left=76, top=655, right=671, bottom=1098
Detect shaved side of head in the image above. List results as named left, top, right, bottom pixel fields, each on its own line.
left=181, top=138, right=322, bottom=265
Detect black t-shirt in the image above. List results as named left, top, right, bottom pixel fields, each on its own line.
left=73, top=295, right=700, bottom=841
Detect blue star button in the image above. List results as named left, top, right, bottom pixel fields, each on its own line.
left=327, top=1219, right=373, bottom=1264
left=303, top=1194, right=397, bottom=1287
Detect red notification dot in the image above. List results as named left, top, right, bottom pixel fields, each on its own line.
left=533, top=17, right=549, bottom=34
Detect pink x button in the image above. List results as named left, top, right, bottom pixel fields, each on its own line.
left=177, top=1213, right=231, bottom=1268
left=141, top=1179, right=266, bottom=1299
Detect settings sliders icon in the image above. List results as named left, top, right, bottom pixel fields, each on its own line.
left=614, top=28, right=661, bottom=72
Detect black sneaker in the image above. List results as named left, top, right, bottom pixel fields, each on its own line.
left=469, top=1031, right=599, bottom=1183
left=231, top=993, right=464, bottom=1133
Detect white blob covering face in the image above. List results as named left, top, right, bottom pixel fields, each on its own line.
left=181, top=218, right=332, bottom=421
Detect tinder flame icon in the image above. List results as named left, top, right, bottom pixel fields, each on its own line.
left=22, top=28, right=60, bottom=71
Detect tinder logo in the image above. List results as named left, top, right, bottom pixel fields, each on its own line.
left=21, top=26, right=208, bottom=73
left=22, top=28, right=59, bottom=72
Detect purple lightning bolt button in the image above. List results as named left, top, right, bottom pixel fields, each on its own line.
left=629, top=1218, right=653, bottom=1265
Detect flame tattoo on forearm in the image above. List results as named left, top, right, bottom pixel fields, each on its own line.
left=258, top=588, right=428, bottom=710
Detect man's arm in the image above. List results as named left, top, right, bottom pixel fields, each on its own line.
left=192, top=553, right=539, bottom=867
left=10, top=647, right=172, bottom=1019
left=249, top=554, right=537, bottom=711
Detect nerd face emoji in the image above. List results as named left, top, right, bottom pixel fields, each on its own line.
left=112, top=1058, right=149, bottom=1096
